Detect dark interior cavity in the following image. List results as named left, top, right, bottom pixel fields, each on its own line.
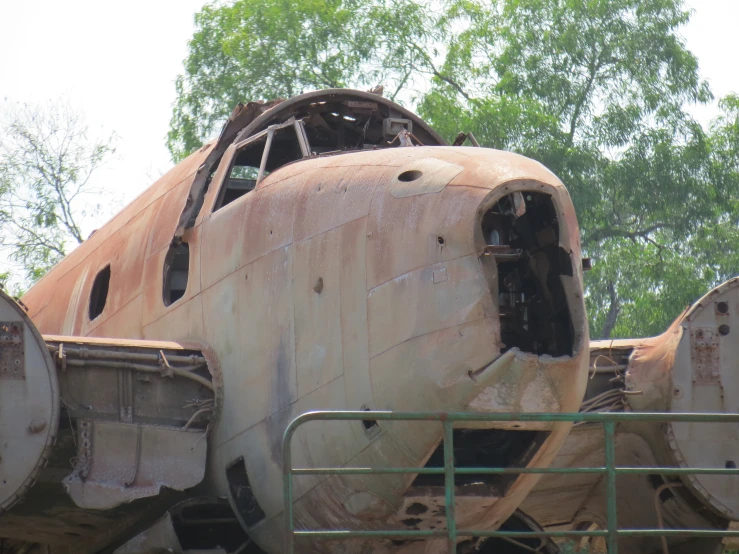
left=412, top=429, right=547, bottom=495
left=398, top=169, right=423, bottom=182
left=361, top=405, right=379, bottom=431
left=480, top=191, right=575, bottom=356
left=469, top=510, right=561, bottom=554
left=170, top=497, right=262, bottom=553
left=162, top=242, right=190, bottom=306
left=226, top=457, right=266, bottom=528
left=89, top=265, right=111, bottom=320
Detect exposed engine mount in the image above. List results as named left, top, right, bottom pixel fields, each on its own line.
left=0, top=290, right=222, bottom=549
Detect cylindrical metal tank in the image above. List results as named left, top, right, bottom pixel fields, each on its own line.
left=522, top=277, right=739, bottom=554
left=0, top=289, right=59, bottom=514
left=626, top=276, right=739, bottom=521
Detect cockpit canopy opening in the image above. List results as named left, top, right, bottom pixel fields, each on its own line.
left=213, top=120, right=304, bottom=211
left=233, top=93, right=443, bottom=158
left=481, top=191, right=575, bottom=357
left=174, top=90, right=446, bottom=239
left=215, top=163, right=261, bottom=211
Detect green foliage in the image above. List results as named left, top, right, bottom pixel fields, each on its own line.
left=167, top=0, right=438, bottom=160
left=418, top=0, right=739, bottom=338
left=170, top=0, right=739, bottom=338
left=0, top=101, right=116, bottom=286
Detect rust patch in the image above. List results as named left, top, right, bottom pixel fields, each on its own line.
left=313, top=277, right=324, bottom=294
left=406, top=502, right=428, bottom=515
left=690, top=327, right=721, bottom=385
left=0, top=321, right=25, bottom=380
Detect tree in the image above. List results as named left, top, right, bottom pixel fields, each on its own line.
left=417, top=0, right=739, bottom=337
left=0, top=101, right=116, bottom=286
left=169, top=0, right=739, bottom=338
left=167, top=0, right=439, bottom=160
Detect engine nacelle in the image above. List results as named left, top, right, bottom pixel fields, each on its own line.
left=522, top=277, right=739, bottom=554
left=0, top=289, right=221, bottom=550
left=625, top=276, right=739, bottom=520
left=0, top=289, right=59, bottom=514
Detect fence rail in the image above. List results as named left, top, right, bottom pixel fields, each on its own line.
left=282, top=411, right=739, bottom=553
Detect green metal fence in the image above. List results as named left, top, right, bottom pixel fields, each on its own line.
left=282, top=411, right=739, bottom=553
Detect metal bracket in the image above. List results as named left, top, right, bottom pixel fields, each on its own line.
left=58, top=342, right=67, bottom=371
left=690, top=327, right=722, bottom=385
left=158, top=349, right=174, bottom=378
left=452, top=131, right=480, bottom=147
left=0, top=321, right=25, bottom=380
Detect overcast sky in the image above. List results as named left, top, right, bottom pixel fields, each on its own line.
left=0, top=0, right=738, bottom=234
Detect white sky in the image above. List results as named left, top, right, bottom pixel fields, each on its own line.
left=0, top=0, right=737, bottom=237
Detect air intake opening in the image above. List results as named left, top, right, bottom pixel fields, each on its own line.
left=412, top=429, right=547, bottom=495
left=170, top=497, right=258, bottom=553
left=481, top=191, right=574, bottom=356
left=89, top=265, right=110, bottom=320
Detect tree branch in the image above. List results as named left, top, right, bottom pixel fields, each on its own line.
left=583, top=223, right=671, bottom=248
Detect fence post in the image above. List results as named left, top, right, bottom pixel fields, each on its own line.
left=443, top=420, right=457, bottom=553
left=604, top=420, right=618, bottom=554
left=284, top=421, right=296, bottom=554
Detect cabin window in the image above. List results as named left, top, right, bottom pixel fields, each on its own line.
left=163, top=242, right=190, bottom=306
left=89, top=265, right=111, bottom=320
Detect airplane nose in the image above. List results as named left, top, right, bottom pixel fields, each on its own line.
left=367, top=168, right=588, bottom=420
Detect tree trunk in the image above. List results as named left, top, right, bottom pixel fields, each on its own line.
left=600, top=280, right=620, bottom=339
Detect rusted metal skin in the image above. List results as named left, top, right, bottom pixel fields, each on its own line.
left=18, top=90, right=589, bottom=553
left=194, top=147, right=588, bottom=553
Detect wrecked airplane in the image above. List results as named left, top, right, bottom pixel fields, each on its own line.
left=0, top=89, right=732, bottom=554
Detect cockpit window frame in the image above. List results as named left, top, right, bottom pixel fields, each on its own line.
left=211, top=118, right=312, bottom=213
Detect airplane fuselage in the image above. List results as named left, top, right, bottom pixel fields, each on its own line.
left=19, top=91, right=590, bottom=553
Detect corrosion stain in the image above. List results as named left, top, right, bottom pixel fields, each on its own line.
left=267, top=333, right=295, bottom=466
left=406, top=502, right=428, bottom=515
left=313, top=277, right=324, bottom=294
